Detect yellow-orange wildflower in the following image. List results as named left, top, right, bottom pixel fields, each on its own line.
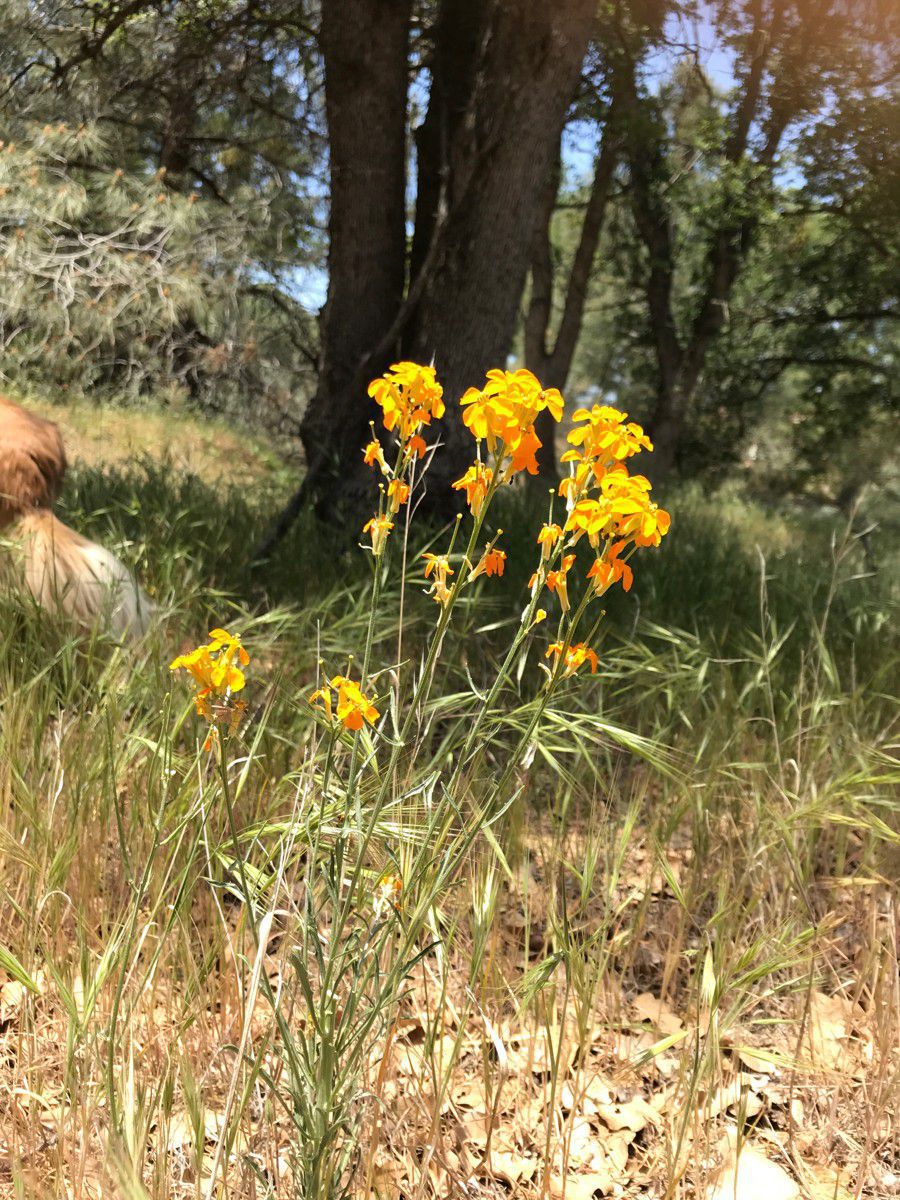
left=367, top=361, right=444, bottom=444
left=170, top=636, right=247, bottom=712
left=565, top=479, right=652, bottom=547
left=545, top=641, right=600, bottom=676
left=619, top=502, right=671, bottom=547
left=170, top=628, right=249, bottom=745
left=387, top=478, right=410, bottom=512
left=422, top=551, right=454, bottom=605
left=452, top=463, right=493, bottom=516
left=567, top=404, right=652, bottom=462
left=207, top=627, right=250, bottom=667
left=373, top=872, right=403, bottom=918
left=333, top=675, right=380, bottom=730
left=507, top=426, right=542, bottom=476
left=565, top=498, right=611, bottom=547
left=558, top=459, right=594, bottom=511
left=363, top=439, right=388, bottom=474
left=460, top=368, right=563, bottom=479
left=469, top=545, right=506, bottom=581
left=482, top=548, right=506, bottom=576
left=308, top=683, right=332, bottom=720
left=587, top=541, right=633, bottom=594
left=363, top=514, right=394, bottom=555
left=544, top=553, right=576, bottom=612
left=537, top=522, right=563, bottom=560
left=309, top=674, right=381, bottom=731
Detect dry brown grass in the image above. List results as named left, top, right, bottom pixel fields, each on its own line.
left=0, top=798, right=896, bottom=1200
left=0, top=405, right=896, bottom=1199
left=11, top=391, right=294, bottom=491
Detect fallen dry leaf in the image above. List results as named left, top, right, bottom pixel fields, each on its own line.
left=804, top=1162, right=854, bottom=1200
left=632, top=992, right=684, bottom=1036
left=0, top=979, right=25, bottom=1023
left=486, top=1149, right=537, bottom=1186
left=596, top=1094, right=659, bottom=1133
left=547, top=1167, right=615, bottom=1198
left=805, top=991, right=860, bottom=1071
left=707, top=1135, right=800, bottom=1200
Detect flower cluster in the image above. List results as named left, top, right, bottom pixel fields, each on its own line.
left=356, top=363, right=670, bottom=695
left=362, top=361, right=446, bottom=555
left=527, top=403, right=670, bottom=674
left=170, top=628, right=249, bottom=748
left=453, top=369, right=563, bottom=512
left=559, top=406, right=670, bottom=552
left=309, top=674, right=381, bottom=731
left=367, top=360, right=444, bottom=452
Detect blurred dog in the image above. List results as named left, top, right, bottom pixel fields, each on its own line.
left=0, top=395, right=153, bottom=637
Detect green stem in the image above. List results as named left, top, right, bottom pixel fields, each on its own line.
left=324, top=472, right=498, bottom=995
left=106, top=692, right=173, bottom=1145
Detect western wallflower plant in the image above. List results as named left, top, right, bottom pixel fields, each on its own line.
left=359, top=361, right=445, bottom=557
left=309, top=673, right=381, bottom=731
left=169, top=627, right=249, bottom=749
left=185, top=361, right=670, bottom=1200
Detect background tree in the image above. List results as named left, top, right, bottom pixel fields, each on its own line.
left=0, top=124, right=274, bottom=408
left=609, top=0, right=897, bottom=480
left=523, top=41, right=623, bottom=479
left=297, top=0, right=596, bottom=513
left=0, top=0, right=896, bottom=529
left=521, top=0, right=897, bottom=486
left=0, top=0, right=323, bottom=423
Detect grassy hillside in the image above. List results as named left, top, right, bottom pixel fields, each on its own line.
left=0, top=395, right=897, bottom=1199
left=10, top=389, right=298, bottom=492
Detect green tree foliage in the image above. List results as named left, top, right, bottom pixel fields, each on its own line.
left=0, top=0, right=896, bottom=507
left=536, top=1, right=898, bottom=495
left=0, top=122, right=301, bottom=412
left=0, top=0, right=322, bottom=420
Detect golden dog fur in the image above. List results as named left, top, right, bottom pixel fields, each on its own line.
left=0, top=396, right=152, bottom=636
left=0, top=395, right=67, bottom=530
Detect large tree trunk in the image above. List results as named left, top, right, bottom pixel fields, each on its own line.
left=263, top=0, right=592, bottom=551
left=298, top=0, right=411, bottom=505
left=408, top=0, right=488, bottom=291
left=407, top=0, right=595, bottom=501
left=524, top=153, right=563, bottom=478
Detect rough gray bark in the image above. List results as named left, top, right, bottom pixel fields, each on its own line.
left=298, top=0, right=411, bottom=500
left=406, top=0, right=596, bottom=499
left=408, top=0, right=488, bottom=291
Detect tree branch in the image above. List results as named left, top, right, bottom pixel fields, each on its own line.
left=524, top=152, right=561, bottom=369
left=548, top=93, right=620, bottom=382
